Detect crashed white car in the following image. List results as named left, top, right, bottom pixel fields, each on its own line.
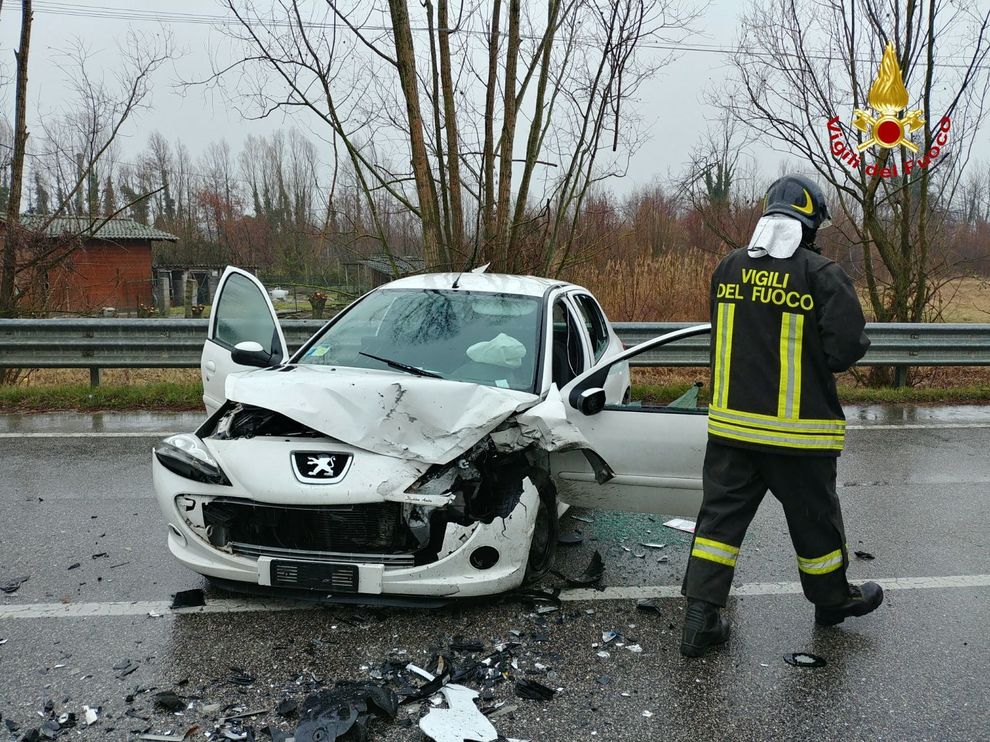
left=153, top=267, right=709, bottom=601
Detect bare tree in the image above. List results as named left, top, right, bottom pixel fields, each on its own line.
left=0, top=26, right=172, bottom=319
left=716, top=0, right=990, bottom=326
left=203, top=0, right=700, bottom=275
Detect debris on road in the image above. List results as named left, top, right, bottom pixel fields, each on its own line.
left=0, top=575, right=28, bottom=594
left=416, top=668, right=498, bottom=742
left=557, top=530, right=583, bottom=545
left=551, top=550, right=605, bottom=587
left=639, top=542, right=666, bottom=549
left=635, top=599, right=663, bottom=615
left=569, top=515, right=594, bottom=524
left=663, top=518, right=696, bottom=534
left=154, top=691, right=187, bottom=712
left=854, top=550, right=875, bottom=560
left=113, top=658, right=140, bottom=679
left=292, top=683, right=398, bottom=741
left=783, top=652, right=827, bottom=668
left=513, top=679, right=556, bottom=701
left=83, top=705, right=99, bottom=725
left=67, top=563, right=81, bottom=571
left=170, top=588, right=206, bottom=609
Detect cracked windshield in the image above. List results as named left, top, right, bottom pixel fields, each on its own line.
left=299, top=289, right=541, bottom=392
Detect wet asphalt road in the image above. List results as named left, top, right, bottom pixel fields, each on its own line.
left=1, top=408, right=989, bottom=741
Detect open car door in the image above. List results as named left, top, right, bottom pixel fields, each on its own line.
left=201, top=267, right=288, bottom=416
left=551, top=324, right=711, bottom=516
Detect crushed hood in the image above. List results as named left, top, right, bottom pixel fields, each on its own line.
left=225, top=365, right=589, bottom=465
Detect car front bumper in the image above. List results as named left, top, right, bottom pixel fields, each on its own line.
left=153, top=456, right=540, bottom=599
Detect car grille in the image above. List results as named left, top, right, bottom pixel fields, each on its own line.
left=202, top=498, right=416, bottom=560
left=228, top=542, right=415, bottom=567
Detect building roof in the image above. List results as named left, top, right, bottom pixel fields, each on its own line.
left=360, top=254, right=426, bottom=276
left=8, top=216, right=179, bottom=242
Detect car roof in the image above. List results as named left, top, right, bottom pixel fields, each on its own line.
left=380, top=272, right=577, bottom=298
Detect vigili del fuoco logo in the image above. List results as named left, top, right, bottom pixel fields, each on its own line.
left=826, top=42, right=950, bottom=178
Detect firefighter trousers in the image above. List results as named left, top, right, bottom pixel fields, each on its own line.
left=682, top=441, right=851, bottom=607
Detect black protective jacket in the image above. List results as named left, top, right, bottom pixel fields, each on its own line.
left=707, top=246, right=869, bottom=456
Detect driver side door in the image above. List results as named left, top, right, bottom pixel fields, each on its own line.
left=201, top=267, right=288, bottom=416
left=550, top=324, right=711, bottom=516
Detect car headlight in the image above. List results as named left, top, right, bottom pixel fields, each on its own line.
left=154, top=434, right=231, bottom=486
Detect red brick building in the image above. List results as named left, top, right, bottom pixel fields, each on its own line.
left=5, top=216, right=178, bottom=312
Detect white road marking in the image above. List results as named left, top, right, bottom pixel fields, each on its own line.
left=561, top=573, right=990, bottom=601
left=846, top=423, right=990, bottom=430
left=1, top=574, right=987, bottom=619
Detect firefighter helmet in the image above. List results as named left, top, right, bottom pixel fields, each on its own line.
left=762, top=175, right=831, bottom=231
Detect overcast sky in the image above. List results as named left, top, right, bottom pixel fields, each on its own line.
left=2, top=0, right=988, bottom=198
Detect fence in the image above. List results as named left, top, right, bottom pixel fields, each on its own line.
left=1, top=319, right=989, bottom=387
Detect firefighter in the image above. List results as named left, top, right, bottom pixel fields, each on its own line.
left=680, top=174, right=883, bottom=658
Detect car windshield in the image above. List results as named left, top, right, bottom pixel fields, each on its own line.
left=297, top=289, right=543, bottom=392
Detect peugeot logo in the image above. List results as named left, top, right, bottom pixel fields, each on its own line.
left=291, top=451, right=352, bottom=483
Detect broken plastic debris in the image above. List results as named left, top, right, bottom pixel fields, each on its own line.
left=113, top=658, right=140, bottom=679
left=854, top=551, right=875, bottom=560
left=293, top=683, right=398, bottom=741
left=663, top=518, right=696, bottom=533
left=783, top=652, right=827, bottom=668
left=153, top=691, right=186, bottom=712
left=148, top=610, right=162, bottom=618
left=642, top=710, right=653, bottom=718
left=449, top=638, right=485, bottom=652
left=0, top=575, right=28, bottom=594
left=83, top=706, right=99, bottom=725
left=601, top=631, right=618, bottom=644
left=513, top=679, right=556, bottom=702
left=635, top=599, right=662, bottom=615
left=275, top=698, right=299, bottom=717
left=551, top=550, right=605, bottom=587
left=570, top=515, right=593, bottom=523
left=419, top=684, right=498, bottom=742
left=625, top=644, right=643, bottom=654
left=596, top=651, right=610, bottom=659
left=228, top=669, right=256, bottom=686
left=170, top=589, right=206, bottom=609
left=639, top=542, right=666, bottom=549
left=557, top=530, right=583, bottom=545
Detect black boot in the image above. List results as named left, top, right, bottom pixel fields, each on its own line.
left=815, top=582, right=884, bottom=626
left=680, top=599, right=730, bottom=657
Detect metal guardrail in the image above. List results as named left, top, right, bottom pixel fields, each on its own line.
left=1, top=319, right=988, bottom=386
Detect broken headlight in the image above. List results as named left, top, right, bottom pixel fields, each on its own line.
left=154, top=434, right=231, bottom=486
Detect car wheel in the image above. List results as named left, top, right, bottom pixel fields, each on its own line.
left=524, top=484, right=558, bottom=584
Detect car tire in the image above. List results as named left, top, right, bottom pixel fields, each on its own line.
left=524, top=481, right=558, bottom=584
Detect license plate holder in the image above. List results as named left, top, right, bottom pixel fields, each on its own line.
left=270, top=560, right=359, bottom=593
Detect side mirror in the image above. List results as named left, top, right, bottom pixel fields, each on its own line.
left=575, top=387, right=607, bottom=416
left=231, top=340, right=274, bottom=368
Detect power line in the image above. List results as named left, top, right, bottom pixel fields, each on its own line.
left=2, top=0, right=989, bottom=71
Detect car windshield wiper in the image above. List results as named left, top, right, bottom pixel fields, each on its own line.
left=358, top=351, right=443, bottom=379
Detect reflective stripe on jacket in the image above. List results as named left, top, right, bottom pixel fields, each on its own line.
left=707, top=246, right=869, bottom=456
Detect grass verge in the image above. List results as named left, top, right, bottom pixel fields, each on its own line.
left=0, top=382, right=203, bottom=412
left=0, top=380, right=988, bottom=413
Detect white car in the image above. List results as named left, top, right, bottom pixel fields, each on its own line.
left=152, top=267, right=709, bottom=602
